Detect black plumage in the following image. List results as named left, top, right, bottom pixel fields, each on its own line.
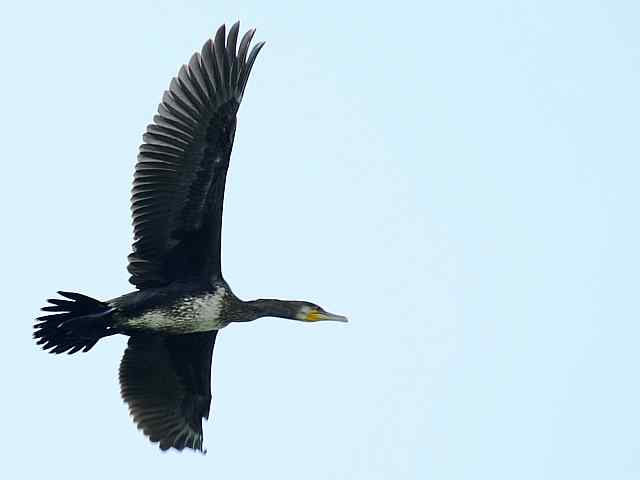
left=34, top=22, right=347, bottom=453
left=119, top=332, right=217, bottom=451
left=129, top=22, right=264, bottom=289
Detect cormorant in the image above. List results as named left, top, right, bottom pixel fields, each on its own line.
left=33, top=23, right=347, bottom=453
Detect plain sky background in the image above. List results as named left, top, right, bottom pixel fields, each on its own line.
left=1, top=0, right=638, bottom=478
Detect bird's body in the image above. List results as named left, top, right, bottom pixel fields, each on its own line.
left=33, top=23, right=346, bottom=453
left=111, top=281, right=234, bottom=334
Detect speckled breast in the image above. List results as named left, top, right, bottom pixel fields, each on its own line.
left=121, top=286, right=230, bottom=334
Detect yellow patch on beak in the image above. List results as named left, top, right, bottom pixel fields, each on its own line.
left=305, top=309, right=323, bottom=322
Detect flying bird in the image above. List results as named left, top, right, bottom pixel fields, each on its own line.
left=34, top=23, right=347, bottom=453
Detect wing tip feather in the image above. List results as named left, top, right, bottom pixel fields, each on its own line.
left=129, top=24, right=264, bottom=289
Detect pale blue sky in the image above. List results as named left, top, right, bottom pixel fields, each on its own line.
left=1, top=1, right=639, bottom=478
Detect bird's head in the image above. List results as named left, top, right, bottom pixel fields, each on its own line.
left=246, top=298, right=348, bottom=323
left=293, top=302, right=349, bottom=323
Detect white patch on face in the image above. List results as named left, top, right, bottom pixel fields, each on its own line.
left=295, top=305, right=312, bottom=321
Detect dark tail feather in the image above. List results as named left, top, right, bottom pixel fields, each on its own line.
left=34, top=291, right=116, bottom=354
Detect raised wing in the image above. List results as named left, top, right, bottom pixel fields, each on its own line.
left=128, top=23, right=264, bottom=288
left=119, top=331, right=218, bottom=452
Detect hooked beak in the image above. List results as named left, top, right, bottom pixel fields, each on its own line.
left=307, top=310, right=349, bottom=323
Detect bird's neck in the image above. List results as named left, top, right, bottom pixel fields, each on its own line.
left=244, top=299, right=296, bottom=321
